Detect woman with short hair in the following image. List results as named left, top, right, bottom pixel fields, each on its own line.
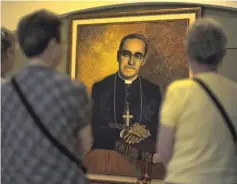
left=158, top=18, right=237, bottom=184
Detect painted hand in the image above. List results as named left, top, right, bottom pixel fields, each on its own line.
left=121, top=123, right=150, bottom=144
left=130, top=123, right=150, bottom=138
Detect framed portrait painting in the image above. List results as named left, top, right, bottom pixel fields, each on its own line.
left=68, top=6, right=201, bottom=184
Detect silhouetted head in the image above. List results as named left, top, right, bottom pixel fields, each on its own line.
left=185, top=18, right=227, bottom=73
left=17, top=9, right=62, bottom=68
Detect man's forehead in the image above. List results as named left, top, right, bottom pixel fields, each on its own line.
left=122, top=38, right=145, bottom=53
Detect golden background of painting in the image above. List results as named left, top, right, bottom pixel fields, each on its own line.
left=70, top=14, right=196, bottom=94
left=76, top=20, right=189, bottom=94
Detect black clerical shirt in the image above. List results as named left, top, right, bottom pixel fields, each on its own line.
left=91, top=72, right=161, bottom=152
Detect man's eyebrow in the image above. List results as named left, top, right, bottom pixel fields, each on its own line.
left=121, top=49, right=130, bottom=52
left=121, top=50, right=144, bottom=56
left=134, top=52, right=144, bottom=55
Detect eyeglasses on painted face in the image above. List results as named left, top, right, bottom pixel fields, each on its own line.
left=119, top=50, right=145, bottom=62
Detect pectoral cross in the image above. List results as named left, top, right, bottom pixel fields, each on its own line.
left=123, top=102, right=133, bottom=127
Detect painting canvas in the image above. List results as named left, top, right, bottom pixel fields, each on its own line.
left=68, top=7, right=201, bottom=183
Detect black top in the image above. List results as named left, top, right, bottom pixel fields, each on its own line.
left=91, top=72, right=162, bottom=152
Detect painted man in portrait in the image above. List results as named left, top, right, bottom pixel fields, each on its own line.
left=91, top=33, right=162, bottom=162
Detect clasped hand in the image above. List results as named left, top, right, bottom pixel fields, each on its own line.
left=120, top=123, right=150, bottom=144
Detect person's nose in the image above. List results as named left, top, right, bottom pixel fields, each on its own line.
left=128, top=56, right=135, bottom=66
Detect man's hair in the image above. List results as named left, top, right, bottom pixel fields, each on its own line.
left=1, top=27, right=16, bottom=62
left=185, top=18, right=227, bottom=66
left=17, top=9, right=62, bottom=58
left=118, top=33, right=148, bottom=56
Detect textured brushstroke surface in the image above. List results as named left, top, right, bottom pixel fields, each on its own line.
left=76, top=19, right=189, bottom=94
left=77, top=19, right=189, bottom=179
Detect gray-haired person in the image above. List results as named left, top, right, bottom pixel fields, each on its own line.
left=1, top=10, right=93, bottom=184
left=1, top=27, right=16, bottom=82
left=157, top=18, right=237, bottom=184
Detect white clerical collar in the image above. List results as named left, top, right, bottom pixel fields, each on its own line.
left=118, top=72, right=138, bottom=84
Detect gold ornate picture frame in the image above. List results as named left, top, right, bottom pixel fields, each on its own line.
left=67, top=6, right=201, bottom=184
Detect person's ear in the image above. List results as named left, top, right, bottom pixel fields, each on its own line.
left=141, top=54, right=148, bottom=66
left=117, top=50, right=120, bottom=63
left=47, top=38, right=57, bottom=50
left=6, top=47, right=14, bottom=59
